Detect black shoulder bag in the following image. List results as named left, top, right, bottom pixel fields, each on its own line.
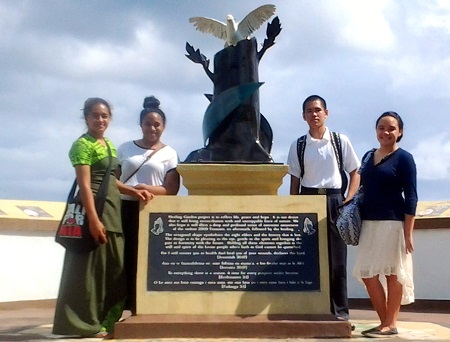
left=55, top=143, right=112, bottom=253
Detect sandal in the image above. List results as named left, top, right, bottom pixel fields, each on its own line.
left=365, top=328, right=398, bottom=338
left=92, top=331, right=109, bottom=338
left=91, top=328, right=113, bottom=339
left=361, top=326, right=380, bottom=336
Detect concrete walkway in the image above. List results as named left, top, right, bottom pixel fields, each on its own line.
left=0, top=303, right=449, bottom=341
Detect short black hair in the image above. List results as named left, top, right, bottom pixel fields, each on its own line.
left=302, top=95, right=327, bottom=112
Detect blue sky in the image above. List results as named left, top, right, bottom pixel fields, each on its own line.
left=1, top=0, right=449, bottom=201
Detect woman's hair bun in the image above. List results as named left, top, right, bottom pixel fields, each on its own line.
left=143, top=96, right=160, bottom=109
left=139, top=95, right=166, bottom=125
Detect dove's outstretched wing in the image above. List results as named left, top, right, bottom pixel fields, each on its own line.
left=237, top=4, right=276, bottom=38
left=189, top=17, right=227, bottom=41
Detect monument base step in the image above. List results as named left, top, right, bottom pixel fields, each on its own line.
left=114, top=314, right=352, bottom=339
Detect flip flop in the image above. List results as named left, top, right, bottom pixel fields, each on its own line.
left=361, top=326, right=380, bottom=336
left=365, top=328, right=398, bottom=338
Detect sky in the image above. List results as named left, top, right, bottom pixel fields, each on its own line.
left=1, top=0, right=449, bottom=202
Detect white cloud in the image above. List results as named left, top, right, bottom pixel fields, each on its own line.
left=1, top=0, right=450, bottom=202
left=411, top=133, right=450, bottom=180
left=332, top=0, right=396, bottom=51
left=0, top=2, right=24, bottom=41
left=408, top=0, right=450, bottom=34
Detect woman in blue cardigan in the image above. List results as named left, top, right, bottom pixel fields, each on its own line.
left=353, top=111, right=418, bottom=338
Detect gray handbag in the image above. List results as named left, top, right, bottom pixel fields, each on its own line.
left=336, top=149, right=374, bottom=246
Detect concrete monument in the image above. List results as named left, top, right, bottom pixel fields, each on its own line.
left=114, top=5, right=351, bottom=340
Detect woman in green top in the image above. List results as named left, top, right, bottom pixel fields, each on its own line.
left=53, top=98, right=152, bottom=338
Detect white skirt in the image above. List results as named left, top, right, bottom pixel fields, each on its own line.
left=352, top=220, right=414, bottom=305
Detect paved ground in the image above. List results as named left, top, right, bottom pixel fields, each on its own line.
left=0, top=303, right=449, bottom=341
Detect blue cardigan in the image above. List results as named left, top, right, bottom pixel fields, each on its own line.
left=360, top=148, right=418, bottom=221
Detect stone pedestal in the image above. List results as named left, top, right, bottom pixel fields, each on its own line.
left=177, top=163, right=288, bottom=195
left=114, top=164, right=351, bottom=339
left=115, top=314, right=352, bottom=339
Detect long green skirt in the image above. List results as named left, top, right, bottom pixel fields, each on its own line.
left=53, top=231, right=126, bottom=336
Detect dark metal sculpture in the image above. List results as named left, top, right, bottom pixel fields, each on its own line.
left=185, top=16, right=282, bottom=163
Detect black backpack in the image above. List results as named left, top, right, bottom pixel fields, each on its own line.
left=296, top=131, right=349, bottom=197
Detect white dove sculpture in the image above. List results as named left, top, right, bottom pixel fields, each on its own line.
left=189, top=4, right=276, bottom=47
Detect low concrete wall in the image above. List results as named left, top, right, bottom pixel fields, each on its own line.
left=0, top=199, right=66, bottom=302
left=0, top=199, right=449, bottom=303
left=0, top=231, right=64, bottom=302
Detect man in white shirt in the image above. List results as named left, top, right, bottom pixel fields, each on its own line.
left=287, top=95, right=360, bottom=321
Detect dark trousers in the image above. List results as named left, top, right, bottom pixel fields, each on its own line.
left=121, top=199, right=140, bottom=315
left=326, top=193, right=349, bottom=319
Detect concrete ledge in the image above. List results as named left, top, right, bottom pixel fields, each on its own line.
left=415, top=201, right=450, bottom=229
left=0, top=299, right=56, bottom=311
left=415, top=217, right=450, bottom=229
left=114, top=314, right=352, bottom=339
left=0, top=199, right=64, bottom=232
